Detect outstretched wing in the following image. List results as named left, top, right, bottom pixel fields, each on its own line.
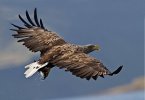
left=11, top=8, right=66, bottom=53
left=52, top=53, right=123, bottom=80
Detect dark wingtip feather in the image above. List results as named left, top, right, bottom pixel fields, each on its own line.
left=86, top=77, right=91, bottom=80
left=34, top=8, right=37, bottom=12
left=100, top=75, right=104, bottom=78
left=34, top=8, right=40, bottom=27
left=11, top=23, right=24, bottom=29
left=26, top=10, right=36, bottom=26
left=40, top=19, right=45, bottom=29
left=12, top=34, right=18, bottom=38
left=109, top=65, right=123, bottom=76
left=92, top=76, right=98, bottom=80
left=18, top=14, right=31, bottom=27
left=10, top=29, right=18, bottom=31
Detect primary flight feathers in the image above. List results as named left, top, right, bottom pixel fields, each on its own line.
left=11, top=8, right=122, bottom=80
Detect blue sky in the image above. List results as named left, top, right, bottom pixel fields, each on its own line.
left=0, top=0, right=144, bottom=100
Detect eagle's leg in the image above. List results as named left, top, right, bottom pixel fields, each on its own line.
left=38, top=63, right=55, bottom=80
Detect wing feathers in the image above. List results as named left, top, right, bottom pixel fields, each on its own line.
left=18, top=14, right=31, bottom=27
left=11, top=23, right=25, bottom=29
left=92, top=75, right=98, bottom=80
left=26, top=10, right=36, bottom=26
left=11, top=8, right=66, bottom=53
left=51, top=52, right=122, bottom=80
left=34, top=8, right=40, bottom=27
left=108, top=65, right=123, bottom=76
left=40, top=19, right=45, bottom=29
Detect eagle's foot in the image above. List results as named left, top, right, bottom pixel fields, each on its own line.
left=39, top=67, right=50, bottom=80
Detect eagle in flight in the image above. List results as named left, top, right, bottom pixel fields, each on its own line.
left=11, top=8, right=123, bottom=80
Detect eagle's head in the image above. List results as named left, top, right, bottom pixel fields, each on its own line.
left=83, top=44, right=100, bottom=54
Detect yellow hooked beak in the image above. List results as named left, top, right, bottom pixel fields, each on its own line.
left=95, top=44, right=101, bottom=51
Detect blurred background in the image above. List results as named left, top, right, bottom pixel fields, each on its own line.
left=0, top=0, right=144, bottom=100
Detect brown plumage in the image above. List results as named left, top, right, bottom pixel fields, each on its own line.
left=11, top=8, right=122, bottom=80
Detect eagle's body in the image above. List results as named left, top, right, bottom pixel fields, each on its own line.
left=11, top=8, right=122, bottom=80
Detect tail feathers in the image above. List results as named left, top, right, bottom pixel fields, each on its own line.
left=24, top=61, right=48, bottom=78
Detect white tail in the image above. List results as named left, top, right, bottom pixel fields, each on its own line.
left=24, top=61, right=48, bottom=78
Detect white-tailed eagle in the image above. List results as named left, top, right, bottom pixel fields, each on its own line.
left=11, top=8, right=123, bottom=80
